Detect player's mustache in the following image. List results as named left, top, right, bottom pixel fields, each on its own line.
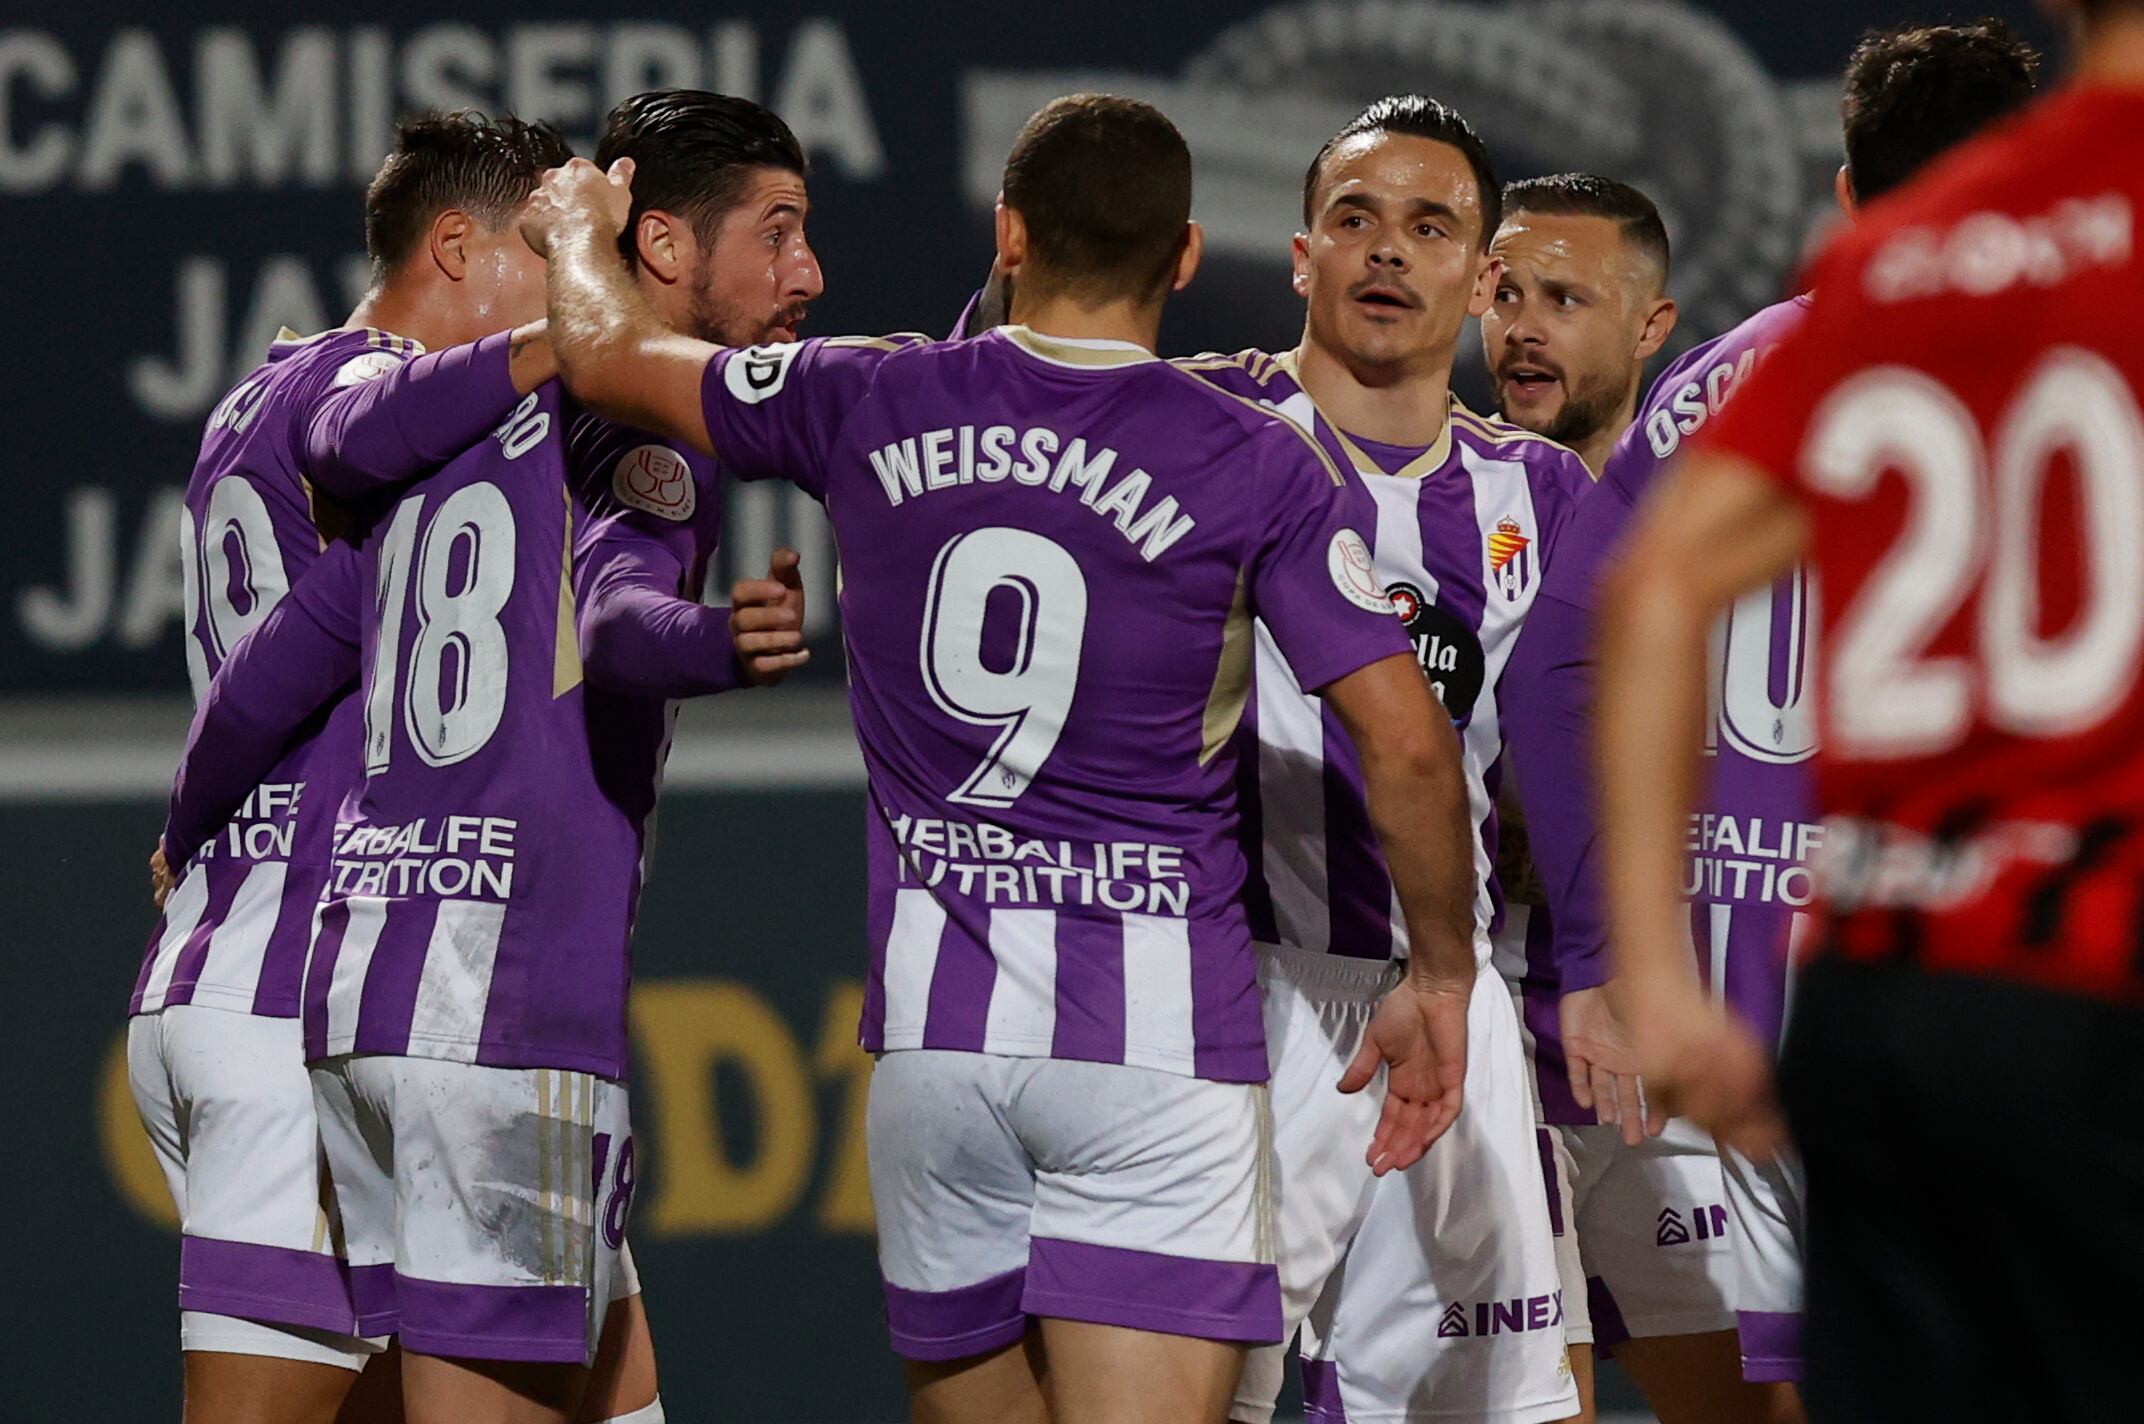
left=1347, top=276, right=1421, bottom=308
left=1497, top=354, right=1565, bottom=383
left=768, top=301, right=812, bottom=335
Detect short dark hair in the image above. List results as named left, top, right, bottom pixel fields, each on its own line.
left=1303, top=95, right=1500, bottom=243
left=1842, top=20, right=2040, bottom=202
left=1001, top=94, right=1193, bottom=305
left=364, top=111, right=572, bottom=274
left=596, top=90, right=808, bottom=267
left=1501, top=173, right=1671, bottom=284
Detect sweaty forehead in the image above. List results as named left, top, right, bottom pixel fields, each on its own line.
left=1314, top=132, right=1483, bottom=224
left=737, top=165, right=809, bottom=214
left=1493, top=211, right=1653, bottom=294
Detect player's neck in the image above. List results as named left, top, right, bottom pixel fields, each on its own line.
left=2078, top=14, right=2144, bottom=87
left=1006, top=290, right=1162, bottom=353
left=1572, top=390, right=1641, bottom=478
left=344, top=280, right=462, bottom=355
left=1291, top=334, right=1454, bottom=448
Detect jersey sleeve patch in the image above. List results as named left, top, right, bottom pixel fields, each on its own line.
left=611, top=444, right=697, bottom=522
left=331, top=350, right=404, bottom=388
left=1328, top=528, right=1394, bottom=613
left=722, top=342, right=805, bottom=405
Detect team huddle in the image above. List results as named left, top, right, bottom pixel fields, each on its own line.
left=126, top=15, right=2078, bottom=1424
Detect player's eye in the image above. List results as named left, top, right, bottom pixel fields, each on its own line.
left=1416, top=223, right=1445, bottom=240
left=1494, top=285, right=1519, bottom=304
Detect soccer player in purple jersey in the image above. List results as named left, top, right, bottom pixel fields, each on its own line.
left=129, top=111, right=573, bottom=1424
left=1506, top=23, right=2042, bottom=1420
left=1164, top=97, right=1589, bottom=1424
left=525, top=94, right=1480, bottom=1424
left=156, top=92, right=825, bottom=1424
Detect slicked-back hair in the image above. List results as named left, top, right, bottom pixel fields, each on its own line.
left=1502, top=173, right=1672, bottom=285
left=1001, top=94, right=1193, bottom=305
left=596, top=90, right=808, bottom=267
left=364, top=111, right=572, bottom=274
left=1303, top=95, right=1500, bottom=243
left=1843, top=19, right=2040, bottom=203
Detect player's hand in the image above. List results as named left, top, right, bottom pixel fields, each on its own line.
left=729, top=547, right=810, bottom=686
left=149, top=843, right=177, bottom=910
left=1628, top=986, right=1786, bottom=1158
left=1341, top=977, right=1468, bottom=1175
left=521, top=156, right=636, bottom=258
left=1561, top=983, right=1666, bottom=1146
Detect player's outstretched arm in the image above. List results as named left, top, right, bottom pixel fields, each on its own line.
left=301, top=325, right=560, bottom=500
left=578, top=537, right=809, bottom=696
left=1324, top=652, right=1476, bottom=1173
left=163, top=543, right=364, bottom=873
left=1596, top=449, right=1805, bottom=1156
left=525, top=158, right=721, bottom=457
left=1503, top=594, right=1661, bottom=1142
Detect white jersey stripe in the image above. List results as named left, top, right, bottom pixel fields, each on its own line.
left=1253, top=620, right=1331, bottom=953
left=199, top=861, right=289, bottom=1000
left=139, top=871, right=212, bottom=1013
left=1122, top=913, right=1195, bottom=1072
left=983, top=909, right=1058, bottom=1053
left=408, top=899, right=509, bottom=1060
left=881, top=888, right=948, bottom=1050
left=322, top=897, right=390, bottom=1053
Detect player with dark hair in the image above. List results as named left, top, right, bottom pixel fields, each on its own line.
left=1483, top=174, right=1678, bottom=474
left=1176, top=93, right=1590, bottom=1424
left=152, top=91, right=824, bottom=1424
left=129, top=108, right=571, bottom=1424
left=524, top=91, right=1479, bottom=1424
left=1838, top=17, right=2044, bottom=207
left=1563, top=1, right=2126, bottom=1415
left=1507, top=20, right=2042, bottom=1422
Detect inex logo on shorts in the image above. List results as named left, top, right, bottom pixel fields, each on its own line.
left=1434, top=1292, right=1567, bottom=1338
left=612, top=445, right=696, bottom=522
left=1387, top=581, right=1487, bottom=722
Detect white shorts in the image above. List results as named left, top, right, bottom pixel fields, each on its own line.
left=310, top=1055, right=637, bottom=1365
left=1722, top=1144, right=1805, bottom=1382
left=1239, top=951, right=1577, bottom=1424
left=127, top=1005, right=380, bottom=1367
left=1560, top=1118, right=1737, bottom=1347
left=866, top=1049, right=1278, bottom=1361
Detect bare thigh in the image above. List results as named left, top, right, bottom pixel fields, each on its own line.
left=1039, top=1318, right=1245, bottom=1424
left=1616, top=1330, right=1802, bottom=1424
left=182, top=1352, right=361, bottom=1424
left=903, top=1328, right=1050, bottom=1424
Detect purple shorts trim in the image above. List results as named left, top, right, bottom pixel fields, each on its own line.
left=394, top=1276, right=590, bottom=1365
left=1299, top=1356, right=1349, bottom=1421
left=178, top=1238, right=358, bottom=1336
left=350, top=1263, right=399, bottom=1338
left=1536, top=1127, right=1565, bottom=1237
left=1022, top=1238, right=1282, bottom=1344
left=882, top=1267, right=1030, bottom=1363
left=1587, top=1274, right=1631, bottom=1357
left=1737, top=1309, right=1805, bottom=1382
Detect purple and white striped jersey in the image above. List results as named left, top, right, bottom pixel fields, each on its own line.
left=697, top=327, right=1412, bottom=1082
left=163, top=389, right=744, bottom=1080
left=1179, top=349, right=1592, bottom=968
left=1505, top=297, right=1817, bottom=1116
left=137, top=326, right=528, bottom=1021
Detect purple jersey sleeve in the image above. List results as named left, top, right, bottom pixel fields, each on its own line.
left=1244, top=437, right=1410, bottom=693
left=298, top=330, right=522, bottom=500
left=164, top=539, right=365, bottom=870
left=568, top=415, right=740, bottom=699
left=698, top=337, right=926, bottom=497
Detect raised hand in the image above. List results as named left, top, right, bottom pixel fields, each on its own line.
left=521, top=156, right=636, bottom=258
left=729, top=547, right=811, bottom=686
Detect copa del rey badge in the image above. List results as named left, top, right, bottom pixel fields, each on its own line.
left=1328, top=528, right=1393, bottom=613
left=612, top=445, right=696, bottom=522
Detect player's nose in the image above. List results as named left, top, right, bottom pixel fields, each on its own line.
left=790, top=239, right=826, bottom=303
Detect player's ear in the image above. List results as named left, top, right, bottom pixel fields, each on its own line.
left=429, top=209, right=475, bottom=282
left=994, top=198, right=1028, bottom=278
left=1467, top=253, right=1503, bottom=320
left=1834, top=165, right=1858, bottom=219
left=635, top=209, right=684, bottom=285
left=1171, top=221, right=1204, bottom=293
left=1291, top=232, right=1311, bottom=298
left=1636, top=297, right=1679, bottom=361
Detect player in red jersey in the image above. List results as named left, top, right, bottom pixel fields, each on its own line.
left=1594, top=0, right=2144, bottom=1416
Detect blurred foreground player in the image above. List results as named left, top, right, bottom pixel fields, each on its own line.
left=527, top=94, right=1479, bottom=1424
left=1595, top=2, right=2144, bottom=1417
left=130, top=111, right=569, bottom=1424
left=1176, top=98, right=1587, bottom=1424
